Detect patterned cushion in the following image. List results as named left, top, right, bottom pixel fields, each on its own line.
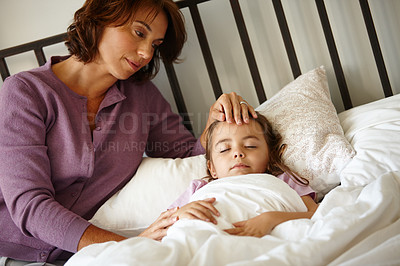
left=256, top=66, right=355, bottom=194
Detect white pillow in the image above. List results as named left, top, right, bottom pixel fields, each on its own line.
left=90, top=155, right=207, bottom=237
left=256, top=66, right=355, bottom=194
left=338, top=93, right=400, bottom=187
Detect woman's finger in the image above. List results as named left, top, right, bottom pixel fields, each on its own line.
left=139, top=216, right=177, bottom=240
left=197, top=198, right=220, bottom=216
left=183, top=208, right=216, bottom=224
left=228, top=92, right=243, bottom=125
left=239, top=100, right=250, bottom=124
left=139, top=208, right=180, bottom=240
left=158, top=215, right=178, bottom=229
left=154, top=207, right=177, bottom=223
left=246, top=102, right=258, bottom=120
left=184, top=202, right=219, bottom=224
left=232, top=220, right=245, bottom=226
left=218, top=94, right=234, bottom=123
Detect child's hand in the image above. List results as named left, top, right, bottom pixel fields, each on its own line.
left=224, top=212, right=276, bottom=237
left=225, top=209, right=316, bottom=237
left=173, top=198, right=220, bottom=224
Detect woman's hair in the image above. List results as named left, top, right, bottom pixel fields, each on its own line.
left=65, top=0, right=186, bottom=82
left=205, top=112, right=309, bottom=185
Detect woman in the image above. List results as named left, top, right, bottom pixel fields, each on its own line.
left=0, top=0, right=256, bottom=264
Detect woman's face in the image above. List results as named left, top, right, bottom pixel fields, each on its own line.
left=97, top=8, right=168, bottom=80
left=208, top=120, right=270, bottom=179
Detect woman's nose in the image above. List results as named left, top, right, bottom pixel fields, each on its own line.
left=138, top=42, right=153, bottom=60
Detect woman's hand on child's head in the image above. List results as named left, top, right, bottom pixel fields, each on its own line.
left=208, top=92, right=257, bottom=126
left=201, top=92, right=257, bottom=149
left=173, top=198, right=220, bottom=224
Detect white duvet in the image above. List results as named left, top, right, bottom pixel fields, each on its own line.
left=189, top=174, right=307, bottom=230
left=66, top=172, right=400, bottom=266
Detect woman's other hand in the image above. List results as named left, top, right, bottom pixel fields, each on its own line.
left=138, top=207, right=179, bottom=241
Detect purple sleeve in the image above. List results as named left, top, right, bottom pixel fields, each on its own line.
left=276, top=172, right=316, bottom=200
left=0, top=76, right=90, bottom=252
left=168, top=179, right=208, bottom=209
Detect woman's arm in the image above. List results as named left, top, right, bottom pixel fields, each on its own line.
left=225, top=195, right=318, bottom=237
left=78, top=207, right=181, bottom=250
left=77, top=225, right=126, bottom=251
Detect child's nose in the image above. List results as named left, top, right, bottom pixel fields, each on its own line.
left=233, top=150, right=244, bottom=158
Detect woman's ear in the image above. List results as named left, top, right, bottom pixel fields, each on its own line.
left=207, top=160, right=218, bottom=178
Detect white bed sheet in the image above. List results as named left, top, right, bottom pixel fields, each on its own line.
left=338, top=93, right=400, bottom=187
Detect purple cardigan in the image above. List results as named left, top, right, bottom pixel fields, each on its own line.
left=0, top=56, right=204, bottom=262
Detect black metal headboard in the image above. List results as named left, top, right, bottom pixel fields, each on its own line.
left=0, top=0, right=395, bottom=131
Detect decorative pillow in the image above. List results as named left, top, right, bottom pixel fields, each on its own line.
left=256, top=66, right=355, bottom=195
left=90, top=155, right=207, bottom=237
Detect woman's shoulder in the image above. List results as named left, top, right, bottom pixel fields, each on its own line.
left=2, top=56, right=65, bottom=95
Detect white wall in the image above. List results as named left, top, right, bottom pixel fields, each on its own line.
left=0, top=0, right=84, bottom=83
left=0, top=0, right=83, bottom=48
left=1, top=0, right=399, bottom=137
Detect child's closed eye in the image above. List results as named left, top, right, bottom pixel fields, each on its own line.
left=220, top=148, right=230, bottom=153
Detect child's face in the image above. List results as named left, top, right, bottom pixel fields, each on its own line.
left=208, top=120, right=269, bottom=178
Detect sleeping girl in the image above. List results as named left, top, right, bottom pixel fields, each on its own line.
left=168, top=112, right=319, bottom=237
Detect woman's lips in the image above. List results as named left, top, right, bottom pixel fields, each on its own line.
left=126, top=58, right=140, bottom=72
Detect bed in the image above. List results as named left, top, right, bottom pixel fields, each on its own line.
left=1, top=0, right=399, bottom=265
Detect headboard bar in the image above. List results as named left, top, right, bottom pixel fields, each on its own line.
left=176, top=0, right=209, bottom=9
left=0, top=58, right=10, bottom=81
left=163, top=61, right=193, bottom=134
left=0, top=33, right=67, bottom=81
left=359, top=0, right=393, bottom=98
left=272, top=0, right=302, bottom=79
left=34, top=48, right=47, bottom=66
left=187, top=3, right=223, bottom=100
left=315, top=0, right=353, bottom=110
left=230, top=0, right=267, bottom=104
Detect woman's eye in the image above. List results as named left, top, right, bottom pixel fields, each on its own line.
left=135, top=30, right=145, bottom=38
